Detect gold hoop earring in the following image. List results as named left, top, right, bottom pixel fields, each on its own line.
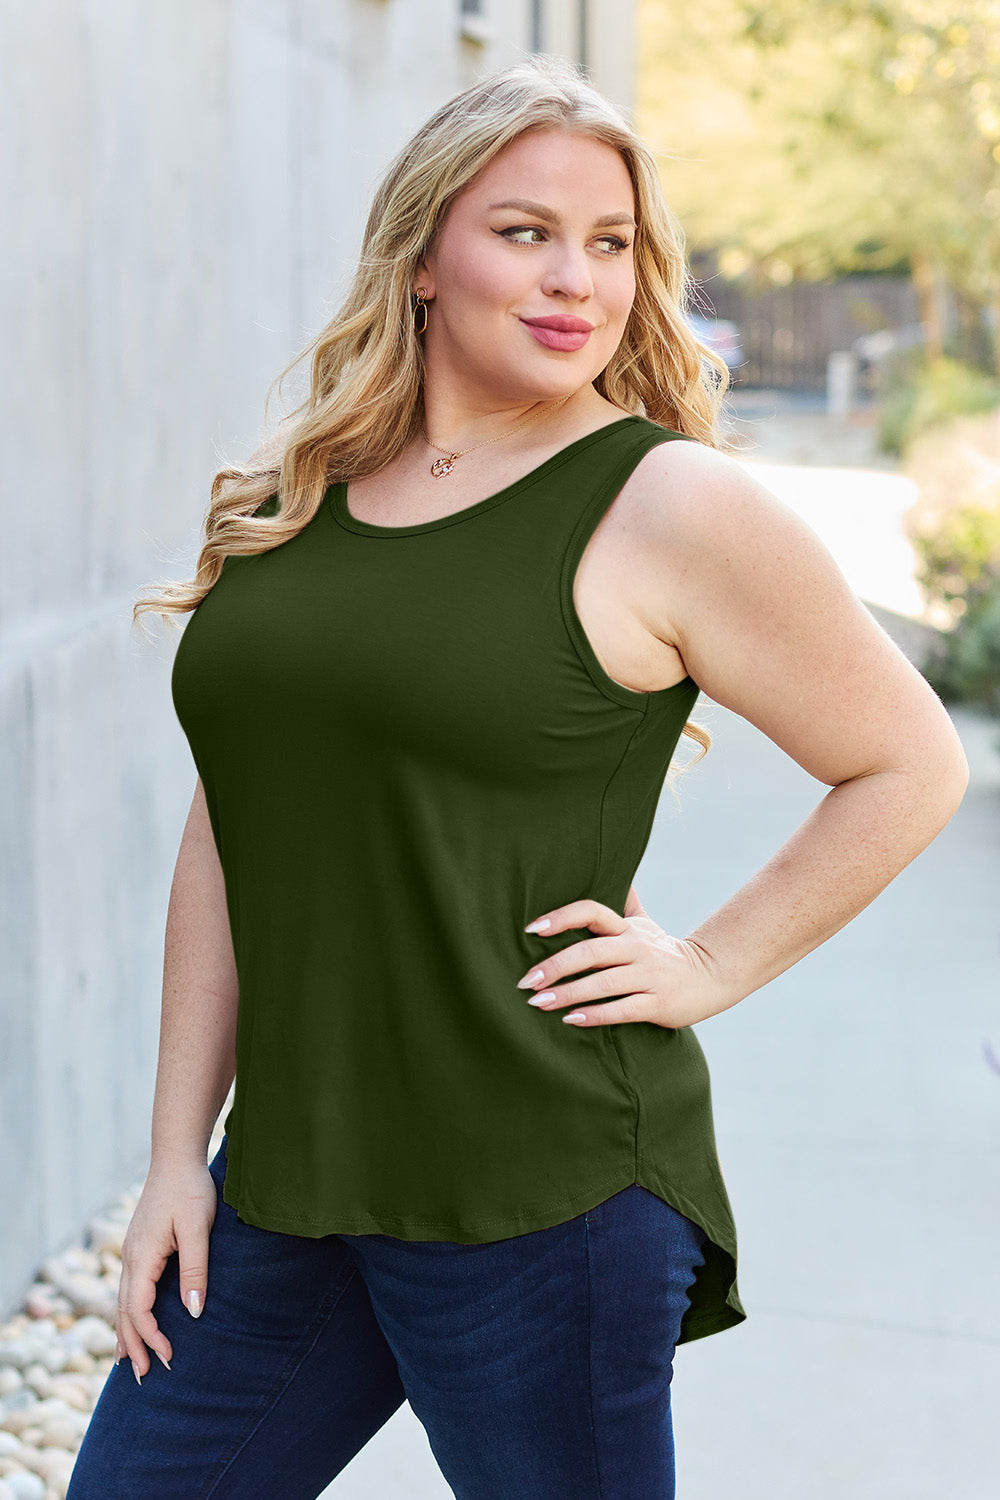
left=413, top=287, right=428, bottom=336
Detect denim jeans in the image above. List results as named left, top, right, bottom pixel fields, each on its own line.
left=67, top=1133, right=707, bottom=1499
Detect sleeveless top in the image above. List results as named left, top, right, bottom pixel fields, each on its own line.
left=170, top=414, right=746, bottom=1344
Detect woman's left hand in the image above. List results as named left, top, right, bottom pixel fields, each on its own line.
left=517, top=892, right=739, bottom=1030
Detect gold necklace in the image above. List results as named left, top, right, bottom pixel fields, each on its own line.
left=425, top=395, right=574, bottom=477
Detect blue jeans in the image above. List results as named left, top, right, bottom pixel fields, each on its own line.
left=67, top=1133, right=707, bottom=1499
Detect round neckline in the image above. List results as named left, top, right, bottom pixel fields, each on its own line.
left=327, top=415, right=644, bottom=537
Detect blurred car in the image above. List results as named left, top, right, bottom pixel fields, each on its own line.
left=684, top=311, right=745, bottom=374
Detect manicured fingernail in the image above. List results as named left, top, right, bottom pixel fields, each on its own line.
left=156, top=1350, right=171, bottom=1370
left=525, top=918, right=551, bottom=933
left=517, top=969, right=545, bottom=990
left=563, top=1012, right=587, bottom=1023
left=132, top=1361, right=142, bottom=1386
left=186, top=1290, right=202, bottom=1317
left=528, top=992, right=556, bottom=1006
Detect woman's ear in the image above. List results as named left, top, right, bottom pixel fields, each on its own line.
left=412, top=258, right=435, bottom=301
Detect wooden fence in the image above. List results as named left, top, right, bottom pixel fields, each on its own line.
left=690, top=264, right=921, bottom=392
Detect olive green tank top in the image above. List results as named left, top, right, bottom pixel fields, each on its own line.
left=170, top=414, right=746, bottom=1343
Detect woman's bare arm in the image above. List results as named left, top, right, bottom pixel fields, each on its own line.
left=521, top=445, right=971, bottom=1032
left=638, top=442, right=969, bottom=1012
left=150, top=776, right=239, bottom=1166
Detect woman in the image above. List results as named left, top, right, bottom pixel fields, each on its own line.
left=68, top=54, right=968, bottom=1500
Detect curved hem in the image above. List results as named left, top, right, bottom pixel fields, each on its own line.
left=222, top=1161, right=637, bottom=1239
left=678, top=1304, right=748, bottom=1344
left=635, top=1151, right=747, bottom=1346
left=221, top=1156, right=746, bottom=1344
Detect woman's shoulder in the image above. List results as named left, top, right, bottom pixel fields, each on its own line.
left=622, top=427, right=802, bottom=561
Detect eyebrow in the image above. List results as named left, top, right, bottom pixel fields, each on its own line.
left=488, top=198, right=637, bottom=230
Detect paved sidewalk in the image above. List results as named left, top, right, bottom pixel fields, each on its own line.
left=725, top=389, right=900, bottom=472
left=653, top=700, right=1000, bottom=1500
left=655, top=400, right=997, bottom=1500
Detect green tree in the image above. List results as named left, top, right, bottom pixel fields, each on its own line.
left=638, top=0, right=1000, bottom=366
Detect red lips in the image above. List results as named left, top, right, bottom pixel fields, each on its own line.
left=519, top=315, right=596, bottom=353
left=520, top=315, right=595, bottom=333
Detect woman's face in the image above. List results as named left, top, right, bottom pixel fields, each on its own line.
left=416, top=128, right=638, bottom=409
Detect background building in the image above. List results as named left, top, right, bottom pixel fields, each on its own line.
left=1, top=0, right=635, bottom=1316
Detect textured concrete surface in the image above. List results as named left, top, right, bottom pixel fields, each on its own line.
left=1, top=0, right=634, bottom=1320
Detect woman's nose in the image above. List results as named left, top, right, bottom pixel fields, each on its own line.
left=540, top=243, right=595, bottom=301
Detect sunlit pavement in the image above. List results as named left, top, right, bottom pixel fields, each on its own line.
left=658, top=702, right=1000, bottom=1500
left=728, top=389, right=926, bottom=619
left=323, top=1403, right=450, bottom=1499
left=661, top=395, right=999, bottom=1497
left=663, top=395, right=998, bottom=1497
left=323, top=394, right=999, bottom=1498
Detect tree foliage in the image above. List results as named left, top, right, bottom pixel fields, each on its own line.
left=638, top=0, right=1000, bottom=305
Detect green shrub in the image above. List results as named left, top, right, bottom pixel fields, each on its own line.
left=904, top=410, right=1000, bottom=713
left=920, top=587, right=1000, bottom=714
left=909, top=505, right=1000, bottom=623
left=878, top=354, right=1000, bottom=458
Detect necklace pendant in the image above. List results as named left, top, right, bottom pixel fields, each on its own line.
left=430, top=454, right=458, bottom=478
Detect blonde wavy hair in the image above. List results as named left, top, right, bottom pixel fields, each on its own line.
left=136, top=54, right=733, bottom=759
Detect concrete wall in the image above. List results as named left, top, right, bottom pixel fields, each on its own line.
left=0, top=0, right=635, bottom=1315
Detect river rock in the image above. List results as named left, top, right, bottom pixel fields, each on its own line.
left=3, top=1472, right=46, bottom=1499
left=63, top=1319, right=115, bottom=1360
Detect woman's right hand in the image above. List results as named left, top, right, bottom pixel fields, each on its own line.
left=115, top=1157, right=218, bottom=1382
